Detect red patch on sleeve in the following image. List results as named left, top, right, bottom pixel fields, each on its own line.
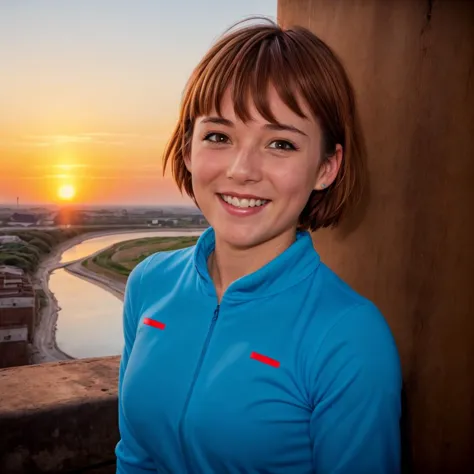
left=250, top=351, right=280, bottom=368
left=143, top=318, right=165, bottom=330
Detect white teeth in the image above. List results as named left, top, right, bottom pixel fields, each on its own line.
left=221, top=194, right=268, bottom=208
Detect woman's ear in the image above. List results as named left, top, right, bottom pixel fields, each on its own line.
left=314, top=144, right=343, bottom=190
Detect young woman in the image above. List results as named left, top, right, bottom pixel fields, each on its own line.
left=116, top=19, right=402, bottom=474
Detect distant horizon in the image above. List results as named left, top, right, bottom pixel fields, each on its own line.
left=0, top=194, right=195, bottom=207
left=0, top=201, right=198, bottom=209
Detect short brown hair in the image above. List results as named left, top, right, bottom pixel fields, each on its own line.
left=163, top=18, right=366, bottom=231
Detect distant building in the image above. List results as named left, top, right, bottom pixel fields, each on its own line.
left=191, top=215, right=208, bottom=226
left=0, top=235, right=23, bottom=245
left=40, top=219, right=56, bottom=226
left=0, top=265, right=36, bottom=368
left=8, top=213, right=40, bottom=227
left=143, top=210, right=164, bottom=217
left=39, top=211, right=57, bottom=226
left=147, top=218, right=179, bottom=227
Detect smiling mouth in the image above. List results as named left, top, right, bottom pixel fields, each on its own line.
left=219, top=194, right=270, bottom=209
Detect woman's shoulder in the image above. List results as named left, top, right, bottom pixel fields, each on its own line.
left=305, top=262, right=402, bottom=393
left=125, top=244, right=196, bottom=297
left=131, top=245, right=195, bottom=279
left=313, top=262, right=391, bottom=335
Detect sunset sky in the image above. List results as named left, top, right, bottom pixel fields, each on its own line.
left=0, top=0, right=276, bottom=206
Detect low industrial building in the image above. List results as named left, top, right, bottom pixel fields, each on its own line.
left=0, top=265, right=36, bottom=368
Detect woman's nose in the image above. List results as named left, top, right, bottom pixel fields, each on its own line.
left=226, top=148, right=262, bottom=183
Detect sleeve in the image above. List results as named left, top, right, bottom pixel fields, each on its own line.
left=115, top=259, right=156, bottom=473
left=310, top=303, right=402, bottom=474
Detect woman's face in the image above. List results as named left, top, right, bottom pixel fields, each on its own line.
left=185, top=87, right=336, bottom=250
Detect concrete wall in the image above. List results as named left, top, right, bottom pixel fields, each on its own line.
left=277, top=1, right=474, bottom=473
left=0, top=357, right=120, bottom=473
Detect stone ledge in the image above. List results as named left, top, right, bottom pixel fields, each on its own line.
left=0, top=356, right=120, bottom=473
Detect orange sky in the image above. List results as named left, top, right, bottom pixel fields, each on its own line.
left=0, top=126, right=189, bottom=206
left=0, top=0, right=276, bottom=206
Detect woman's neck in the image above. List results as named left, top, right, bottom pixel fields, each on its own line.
left=208, top=227, right=297, bottom=301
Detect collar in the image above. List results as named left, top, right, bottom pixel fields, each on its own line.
left=193, top=226, right=320, bottom=302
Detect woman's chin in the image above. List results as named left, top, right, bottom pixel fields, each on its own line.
left=213, top=224, right=269, bottom=250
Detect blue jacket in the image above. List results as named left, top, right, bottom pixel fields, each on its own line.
left=116, top=227, right=402, bottom=473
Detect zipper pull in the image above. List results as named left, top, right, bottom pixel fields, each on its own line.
left=212, top=305, right=220, bottom=321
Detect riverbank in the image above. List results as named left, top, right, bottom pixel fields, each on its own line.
left=31, top=228, right=203, bottom=364
left=64, top=259, right=126, bottom=301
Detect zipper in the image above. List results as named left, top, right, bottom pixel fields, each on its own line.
left=178, top=304, right=220, bottom=472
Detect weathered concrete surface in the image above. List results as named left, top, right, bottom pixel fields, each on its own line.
left=0, top=357, right=120, bottom=473
left=278, top=1, right=474, bottom=473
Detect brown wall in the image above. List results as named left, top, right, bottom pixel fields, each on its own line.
left=277, top=1, right=474, bottom=473
left=0, top=306, right=35, bottom=342
left=0, top=341, right=28, bottom=368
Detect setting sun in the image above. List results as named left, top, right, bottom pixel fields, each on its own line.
left=57, top=184, right=76, bottom=201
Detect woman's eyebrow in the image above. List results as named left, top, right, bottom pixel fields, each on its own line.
left=200, top=116, right=307, bottom=137
left=200, top=116, right=234, bottom=127
left=263, top=123, right=307, bottom=137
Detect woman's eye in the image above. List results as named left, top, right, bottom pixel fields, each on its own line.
left=268, top=140, right=297, bottom=151
left=204, top=133, right=229, bottom=144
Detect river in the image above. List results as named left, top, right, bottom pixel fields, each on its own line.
left=52, top=230, right=203, bottom=359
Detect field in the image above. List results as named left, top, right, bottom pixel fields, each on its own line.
left=82, top=236, right=198, bottom=282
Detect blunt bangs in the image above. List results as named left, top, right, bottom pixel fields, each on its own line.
left=187, top=27, right=308, bottom=125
